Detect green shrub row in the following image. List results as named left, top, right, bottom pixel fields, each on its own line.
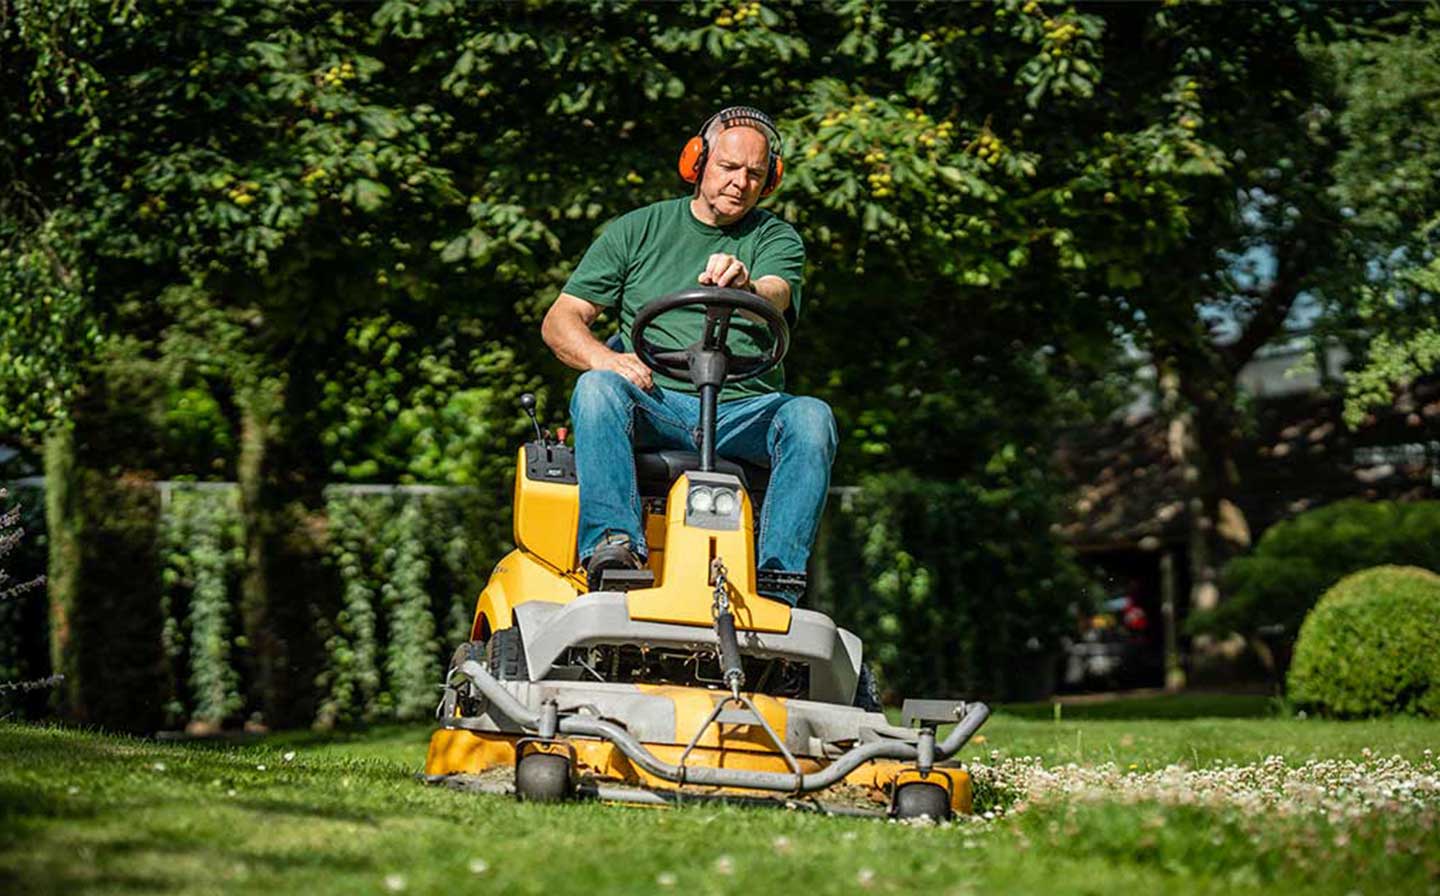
left=5, top=470, right=1081, bottom=728
left=1288, top=566, right=1440, bottom=718
left=7, top=480, right=504, bottom=729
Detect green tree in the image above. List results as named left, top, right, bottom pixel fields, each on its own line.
left=1320, top=8, right=1440, bottom=425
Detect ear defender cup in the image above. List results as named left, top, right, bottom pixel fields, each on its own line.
left=761, top=154, right=784, bottom=197
left=678, top=106, right=785, bottom=196
left=678, top=135, right=706, bottom=184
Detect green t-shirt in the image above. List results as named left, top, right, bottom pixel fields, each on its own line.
left=561, top=196, right=806, bottom=401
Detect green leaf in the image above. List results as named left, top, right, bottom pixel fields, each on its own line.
left=353, top=179, right=390, bottom=212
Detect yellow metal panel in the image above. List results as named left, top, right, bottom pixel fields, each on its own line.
left=626, top=475, right=792, bottom=633
left=469, top=548, right=581, bottom=639
left=512, top=447, right=581, bottom=575
left=425, top=727, right=517, bottom=774
left=643, top=510, right=667, bottom=577
left=635, top=685, right=792, bottom=753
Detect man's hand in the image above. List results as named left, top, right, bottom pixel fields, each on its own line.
left=699, top=253, right=753, bottom=291
left=598, top=351, right=654, bottom=391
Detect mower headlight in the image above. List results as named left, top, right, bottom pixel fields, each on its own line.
left=687, top=486, right=714, bottom=514
left=712, top=489, right=738, bottom=517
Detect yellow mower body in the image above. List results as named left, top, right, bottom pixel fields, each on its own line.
left=472, top=448, right=791, bottom=639
left=425, top=443, right=985, bottom=817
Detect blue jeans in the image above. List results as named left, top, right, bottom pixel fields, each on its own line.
left=569, top=370, right=838, bottom=603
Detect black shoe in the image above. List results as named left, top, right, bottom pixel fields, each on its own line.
left=585, top=535, right=643, bottom=589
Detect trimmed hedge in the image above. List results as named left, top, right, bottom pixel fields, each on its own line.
left=6, top=470, right=1081, bottom=727
left=1287, top=565, right=1440, bottom=718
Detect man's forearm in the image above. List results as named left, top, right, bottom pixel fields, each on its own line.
left=750, top=274, right=791, bottom=314
left=734, top=274, right=791, bottom=326
left=543, top=311, right=613, bottom=372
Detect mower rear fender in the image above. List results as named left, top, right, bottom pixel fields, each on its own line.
left=469, top=549, right=580, bottom=641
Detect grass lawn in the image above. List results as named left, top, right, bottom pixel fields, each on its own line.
left=2, top=694, right=1437, bottom=895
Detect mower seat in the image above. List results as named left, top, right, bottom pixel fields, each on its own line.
left=635, top=449, right=770, bottom=500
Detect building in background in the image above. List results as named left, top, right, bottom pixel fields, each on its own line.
left=1055, top=340, right=1439, bottom=691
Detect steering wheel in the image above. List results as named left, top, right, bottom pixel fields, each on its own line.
left=630, top=287, right=789, bottom=385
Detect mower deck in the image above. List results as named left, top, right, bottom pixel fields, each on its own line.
left=426, top=727, right=974, bottom=815
left=424, top=665, right=988, bottom=817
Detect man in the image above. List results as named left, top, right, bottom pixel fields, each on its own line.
left=540, top=105, right=836, bottom=604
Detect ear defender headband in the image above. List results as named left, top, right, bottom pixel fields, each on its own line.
left=677, top=105, right=785, bottom=197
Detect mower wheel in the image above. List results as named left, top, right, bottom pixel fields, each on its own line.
left=515, top=752, right=571, bottom=802
left=444, top=641, right=486, bottom=718
left=853, top=664, right=883, bottom=713
left=487, top=627, right=529, bottom=682
left=892, top=781, right=952, bottom=821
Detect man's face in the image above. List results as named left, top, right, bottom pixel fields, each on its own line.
left=698, top=126, right=770, bottom=222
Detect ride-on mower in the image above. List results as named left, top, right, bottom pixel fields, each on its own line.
left=424, top=287, right=990, bottom=819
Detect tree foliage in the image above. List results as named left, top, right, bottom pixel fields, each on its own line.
left=1321, top=9, right=1440, bottom=425
left=4, top=0, right=1315, bottom=479
left=5, top=1, right=1429, bottom=717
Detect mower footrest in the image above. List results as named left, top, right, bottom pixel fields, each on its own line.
left=900, top=699, right=968, bottom=727
left=596, top=569, right=655, bottom=591
left=756, top=569, right=807, bottom=594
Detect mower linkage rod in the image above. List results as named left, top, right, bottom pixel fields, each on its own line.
left=457, top=660, right=991, bottom=795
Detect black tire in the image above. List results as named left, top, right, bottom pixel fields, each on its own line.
left=488, top=626, right=530, bottom=682
left=443, top=640, right=486, bottom=718
left=515, top=752, right=571, bottom=802
left=853, top=664, right=883, bottom=713
left=892, top=781, right=952, bottom=821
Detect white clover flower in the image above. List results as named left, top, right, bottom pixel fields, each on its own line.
left=965, top=750, right=1440, bottom=821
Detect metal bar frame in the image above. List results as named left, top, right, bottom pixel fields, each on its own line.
left=456, top=660, right=990, bottom=796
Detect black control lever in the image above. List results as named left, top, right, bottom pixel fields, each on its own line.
left=519, top=392, right=545, bottom=443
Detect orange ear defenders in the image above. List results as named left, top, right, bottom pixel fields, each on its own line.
left=677, top=105, right=785, bottom=197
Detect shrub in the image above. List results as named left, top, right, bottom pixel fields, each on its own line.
left=1194, top=500, right=1440, bottom=641
left=1287, top=565, right=1440, bottom=718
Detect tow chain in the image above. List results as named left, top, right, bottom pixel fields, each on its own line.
left=710, top=557, right=729, bottom=619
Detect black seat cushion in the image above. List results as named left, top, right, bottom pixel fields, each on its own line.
left=635, top=449, right=770, bottom=498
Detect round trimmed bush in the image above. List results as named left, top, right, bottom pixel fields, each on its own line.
left=1287, top=566, right=1440, bottom=718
